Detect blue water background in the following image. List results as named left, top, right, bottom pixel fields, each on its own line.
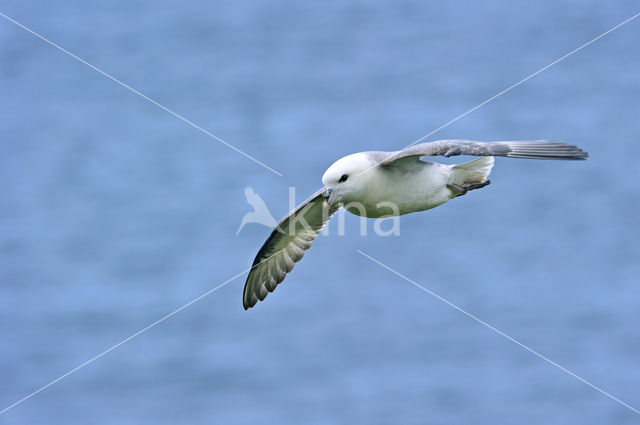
left=1, top=1, right=639, bottom=424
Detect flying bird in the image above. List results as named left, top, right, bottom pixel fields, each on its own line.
left=242, top=140, right=588, bottom=309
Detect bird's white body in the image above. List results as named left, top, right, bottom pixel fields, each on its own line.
left=322, top=152, right=493, bottom=218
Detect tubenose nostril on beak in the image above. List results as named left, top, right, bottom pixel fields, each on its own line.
left=324, top=188, right=333, bottom=203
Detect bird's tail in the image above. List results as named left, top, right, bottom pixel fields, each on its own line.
left=450, top=156, right=494, bottom=186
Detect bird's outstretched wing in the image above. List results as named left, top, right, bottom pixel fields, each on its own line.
left=243, top=188, right=340, bottom=309
left=376, top=140, right=588, bottom=166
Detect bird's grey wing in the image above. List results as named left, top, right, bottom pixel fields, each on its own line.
left=242, top=188, right=340, bottom=309
left=377, top=140, right=588, bottom=166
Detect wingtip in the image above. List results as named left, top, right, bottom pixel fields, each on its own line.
left=242, top=292, right=255, bottom=310
left=569, top=143, right=589, bottom=159
left=242, top=287, right=260, bottom=310
left=242, top=284, right=253, bottom=310
left=242, top=296, right=255, bottom=310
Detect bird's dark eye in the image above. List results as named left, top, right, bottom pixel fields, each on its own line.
left=339, top=174, right=349, bottom=183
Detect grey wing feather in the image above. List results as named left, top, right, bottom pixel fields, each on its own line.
left=377, top=140, right=588, bottom=165
left=242, top=188, right=340, bottom=309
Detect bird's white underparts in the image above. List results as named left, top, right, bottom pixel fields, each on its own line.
left=242, top=140, right=588, bottom=309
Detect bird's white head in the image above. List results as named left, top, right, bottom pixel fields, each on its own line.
left=321, top=152, right=376, bottom=206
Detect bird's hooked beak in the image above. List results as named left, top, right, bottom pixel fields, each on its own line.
left=324, top=188, right=337, bottom=206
